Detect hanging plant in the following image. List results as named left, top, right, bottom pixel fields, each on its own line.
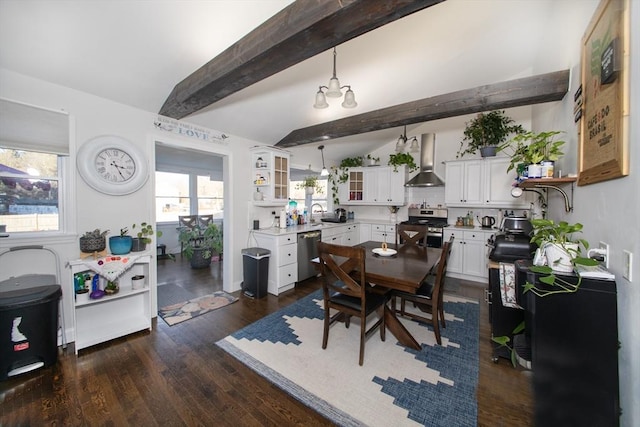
left=388, top=153, right=418, bottom=172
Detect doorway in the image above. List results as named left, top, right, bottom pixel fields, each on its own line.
left=154, top=142, right=226, bottom=311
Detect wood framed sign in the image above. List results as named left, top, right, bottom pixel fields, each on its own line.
left=578, top=0, right=629, bottom=186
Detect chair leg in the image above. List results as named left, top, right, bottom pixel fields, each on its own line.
left=359, top=316, right=366, bottom=366
left=439, top=306, right=446, bottom=328
left=432, top=310, right=442, bottom=345
left=379, top=306, right=386, bottom=342
left=322, top=307, right=330, bottom=349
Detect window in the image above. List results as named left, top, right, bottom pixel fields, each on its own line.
left=155, top=171, right=190, bottom=222
left=0, top=98, right=69, bottom=235
left=196, top=176, right=223, bottom=217
left=289, top=178, right=328, bottom=214
left=0, top=148, right=61, bottom=232
left=155, top=171, right=224, bottom=222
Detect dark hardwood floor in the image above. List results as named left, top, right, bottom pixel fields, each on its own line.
left=1, top=257, right=533, bottom=426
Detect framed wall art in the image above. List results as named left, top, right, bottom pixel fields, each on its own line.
left=578, top=0, right=630, bottom=186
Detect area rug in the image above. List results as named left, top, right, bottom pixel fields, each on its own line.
left=159, top=291, right=238, bottom=326
left=157, top=283, right=197, bottom=308
left=217, top=290, right=479, bottom=426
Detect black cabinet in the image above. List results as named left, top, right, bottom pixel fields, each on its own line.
left=515, top=261, right=620, bottom=427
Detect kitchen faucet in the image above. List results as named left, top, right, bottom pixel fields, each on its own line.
left=310, top=203, right=325, bottom=222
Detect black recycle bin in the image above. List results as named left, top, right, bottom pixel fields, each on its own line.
left=242, top=247, right=271, bottom=299
left=0, top=285, right=61, bottom=381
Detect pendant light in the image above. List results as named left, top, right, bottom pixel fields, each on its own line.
left=313, top=48, right=357, bottom=109
left=318, top=145, right=329, bottom=176
left=395, top=125, right=419, bottom=153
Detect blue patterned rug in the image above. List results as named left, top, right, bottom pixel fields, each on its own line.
left=217, top=290, right=479, bottom=426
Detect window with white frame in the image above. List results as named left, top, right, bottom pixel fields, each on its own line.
left=0, top=99, right=69, bottom=234
left=155, top=171, right=223, bottom=223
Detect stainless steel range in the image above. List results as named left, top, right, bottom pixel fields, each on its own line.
left=401, top=208, right=449, bottom=248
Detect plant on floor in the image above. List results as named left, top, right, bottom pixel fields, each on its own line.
left=179, top=222, right=223, bottom=268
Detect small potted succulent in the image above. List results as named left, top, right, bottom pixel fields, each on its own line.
left=79, top=229, right=109, bottom=253
left=109, top=228, right=133, bottom=255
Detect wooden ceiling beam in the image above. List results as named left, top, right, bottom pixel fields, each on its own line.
left=159, top=0, right=444, bottom=119
left=275, top=70, right=570, bottom=148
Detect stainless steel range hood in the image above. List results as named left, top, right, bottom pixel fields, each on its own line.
left=404, top=133, right=445, bottom=187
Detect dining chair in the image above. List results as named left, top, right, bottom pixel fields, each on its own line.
left=317, top=241, right=388, bottom=366
left=198, top=214, right=214, bottom=228
left=396, top=223, right=428, bottom=247
left=390, top=236, right=454, bottom=345
left=178, top=215, right=199, bottom=256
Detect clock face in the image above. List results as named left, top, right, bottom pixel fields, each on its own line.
left=95, top=148, right=137, bottom=183
left=77, top=135, right=148, bottom=195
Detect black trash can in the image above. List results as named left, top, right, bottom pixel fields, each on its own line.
left=242, top=247, right=270, bottom=299
left=0, top=285, right=61, bottom=381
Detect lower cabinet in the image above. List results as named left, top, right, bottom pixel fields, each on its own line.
left=444, top=228, right=491, bottom=282
left=68, top=254, right=152, bottom=354
left=344, top=223, right=359, bottom=246
left=370, top=224, right=396, bottom=243
left=516, top=262, right=620, bottom=426
left=254, top=233, right=297, bottom=295
left=321, top=225, right=345, bottom=245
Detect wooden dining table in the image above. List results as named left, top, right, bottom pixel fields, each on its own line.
left=356, top=241, right=442, bottom=350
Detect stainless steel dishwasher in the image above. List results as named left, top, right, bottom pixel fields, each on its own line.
left=297, top=230, right=321, bottom=282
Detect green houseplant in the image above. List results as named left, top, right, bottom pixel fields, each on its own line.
left=525, top=218, right=598, bottom=296
left=179, top=222, right=223, bottom=269
left=457, top=110, right=525, bottom=158
left=388, top=152, right=418, bottom=172
left=295, top=175, right=323, bottom=195
left=130, top=222, right=162, bottom=252
left=501, top=131, right=565, bottom=177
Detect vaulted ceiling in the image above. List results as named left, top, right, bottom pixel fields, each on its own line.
left=0, top=0, right=586, bottom=164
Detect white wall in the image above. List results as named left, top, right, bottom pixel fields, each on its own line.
left=0, top=68, right=257, bottom=341
left=530, top=1, right=639, bottom=425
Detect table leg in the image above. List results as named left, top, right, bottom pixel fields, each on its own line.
left=384, top=305, right=420, bottom=350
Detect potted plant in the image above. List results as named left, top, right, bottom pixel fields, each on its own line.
left=501, top=131, right=565, bottom=178
left=366, top=154, right=380, bottom=166
left=179, top=222, right=223, bottom=269
left=130, top=222, right=162, bottom=252
left=525, top=218, right=599, bottom=296
left=108, top=228, right=133, bottom=255
left=79, top=229, right=109, bottom=253
left=104, top=280, right=119, bottom=295
left=296, top=175, right=323, bottom=195
left=457, top=110, right=525, bottom=158
left=388, top=152, right=418, bottom=172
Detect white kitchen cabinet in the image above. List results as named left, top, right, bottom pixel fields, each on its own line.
left=250, top=146, right=290, bottom=206
left=484, top=158, right=531, bottom=207
left=68, top=254, right=152, bottom=354
left=445, top=158, right=530, bottom=208
left=444, top=160, right=484, bottom=206
left=359, top=223, right=372, bottom=243
left=344, top=223, right=359, bottom=246
left=254, top=233, right=297, bottom=295
left=340, top=166, right=406, bottom=206
left=321, top=224, right=346, bottom=245
left=370, top=224, right=396, bottom=244
left=444, top=229, right=492, bottom=282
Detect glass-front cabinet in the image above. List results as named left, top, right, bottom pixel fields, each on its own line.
left=251, top=146, right=290, bottom=205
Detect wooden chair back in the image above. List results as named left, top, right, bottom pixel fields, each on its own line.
left=198, top=215, right=214, bottom=228
left=178, top=215, right=198, bottom=230
left=317, top=241, right=366, bottom=300
left=396, top=224, right=428, bottom=247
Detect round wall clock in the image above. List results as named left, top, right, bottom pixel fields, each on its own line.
left=77, top=135, right=149, bottom=195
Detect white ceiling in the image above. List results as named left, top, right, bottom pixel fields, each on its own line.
left=0, top=0, right=583, bottom=166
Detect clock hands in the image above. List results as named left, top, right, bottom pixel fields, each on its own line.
left=110, top=160, right=127, bottom=180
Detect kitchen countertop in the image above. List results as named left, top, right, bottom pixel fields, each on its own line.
left=253, top=218, right=396, bottom=237
left=447, top=225, right=499, bottom=232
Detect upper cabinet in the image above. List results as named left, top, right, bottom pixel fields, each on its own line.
left=445, top=158, right=530, bottom=208
left=339, top=166, right=406, bottom=206
left=251, top=146, right=290, bottom=205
